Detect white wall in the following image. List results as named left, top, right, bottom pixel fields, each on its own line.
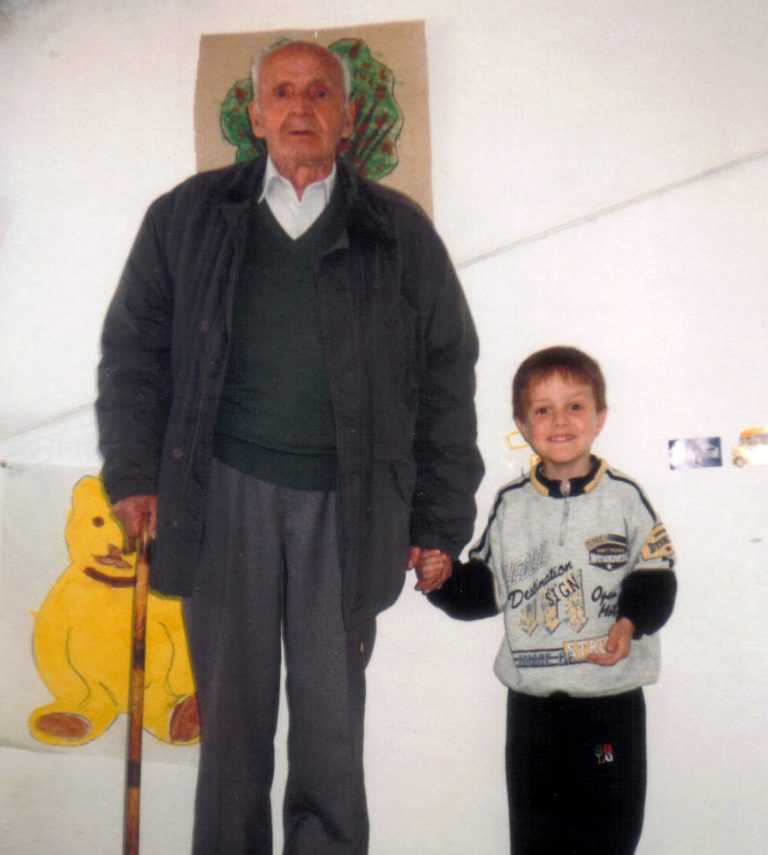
left=2, top=1, right=767, bottom=853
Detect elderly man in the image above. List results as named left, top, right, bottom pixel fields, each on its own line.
left=97, top=40, right=482, bottom=854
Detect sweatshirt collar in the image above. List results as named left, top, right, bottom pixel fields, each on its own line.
left=530, top=455, right=606, bottom=498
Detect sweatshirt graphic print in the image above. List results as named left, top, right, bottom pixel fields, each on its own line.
left=471, top=459, right=675, bottom=697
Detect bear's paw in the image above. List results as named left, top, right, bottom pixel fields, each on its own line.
left=169, top=694, right=200, bottom=743
left=35, top=712, right=91, bottom=741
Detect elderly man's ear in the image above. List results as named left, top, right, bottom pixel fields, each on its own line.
left=341, top=100, right=356, bottom=140
left=248, top=100, right=265, bottom=140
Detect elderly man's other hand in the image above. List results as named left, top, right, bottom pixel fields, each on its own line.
left=408, top=547, right=452, bottom=593
left=111, top=494, right=157, bottom=553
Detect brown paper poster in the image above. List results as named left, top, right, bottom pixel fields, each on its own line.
left=194, top=20, right=432, bottom=216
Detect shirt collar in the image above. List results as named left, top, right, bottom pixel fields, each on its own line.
left=258, top=155, right=337, bottom=205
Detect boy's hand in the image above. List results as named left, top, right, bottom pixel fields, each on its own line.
left=409, top=547, right=452, bottom=593
left=587, top=618, right=634, bottom=666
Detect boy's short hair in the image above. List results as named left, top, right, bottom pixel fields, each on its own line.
left=512, top=346, right=607, bottom=420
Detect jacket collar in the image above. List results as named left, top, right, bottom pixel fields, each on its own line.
left=217, top=155, right=267, bottom=226
left=530, top=455, right=606, bottom=498
left=338, top=158, right=394, bottom=242
left=217, top=154, right=393, bottom=244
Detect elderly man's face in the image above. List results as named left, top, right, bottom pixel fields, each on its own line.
left=249, top=43, right=354, bottom=181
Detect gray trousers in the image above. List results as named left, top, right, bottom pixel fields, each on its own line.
left=183, top=459, right=376, bottom=855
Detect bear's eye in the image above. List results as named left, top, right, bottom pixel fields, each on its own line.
left=92, top=516, right=105, bottom=527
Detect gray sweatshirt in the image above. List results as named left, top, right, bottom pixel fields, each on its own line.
left=469, top=457, right=676, bottom=698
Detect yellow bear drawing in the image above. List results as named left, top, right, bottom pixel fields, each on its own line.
left=29, top=475, right=199, bottom=747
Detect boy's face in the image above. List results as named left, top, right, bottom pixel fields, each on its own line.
left=515, top=372, right=607, bottom=481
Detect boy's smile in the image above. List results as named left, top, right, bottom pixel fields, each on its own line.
left=516, top=373, right=607, bottom=481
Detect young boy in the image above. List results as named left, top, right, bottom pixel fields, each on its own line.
left=420, top=346, right=676, bottom=855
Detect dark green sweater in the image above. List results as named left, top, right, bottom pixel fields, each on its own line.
left=214, top=190, right=345, bottom=490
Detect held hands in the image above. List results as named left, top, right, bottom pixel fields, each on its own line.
left=408, top=546, right=452, bottom=593
left=111, top=494, right=158, bottom=553
left=587, top=617, right=635, bottom=667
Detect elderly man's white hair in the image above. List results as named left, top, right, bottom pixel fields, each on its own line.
left=250, top=41, right=352, bottom=105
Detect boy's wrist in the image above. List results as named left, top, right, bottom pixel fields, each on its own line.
left=616, top=616, right=637, bottom=639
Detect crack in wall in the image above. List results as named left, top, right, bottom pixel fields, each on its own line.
left=457, top=147, right=768, bottom=271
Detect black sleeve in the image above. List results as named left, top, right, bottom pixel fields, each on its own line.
left=96, top=197, right=175, bottom=503
left=426, top=559, right=498, bottom=621
left=406, top=211, right=484, bottom=558
left=618, top=570, right=677, bottom=638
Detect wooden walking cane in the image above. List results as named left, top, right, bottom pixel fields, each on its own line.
left=123, top=524, right=152, bottom=855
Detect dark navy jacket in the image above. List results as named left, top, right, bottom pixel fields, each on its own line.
left=97, top=156, right=483, bottom=627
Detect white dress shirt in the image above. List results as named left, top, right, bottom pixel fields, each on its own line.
left=258, top=156, right=337, bottom=240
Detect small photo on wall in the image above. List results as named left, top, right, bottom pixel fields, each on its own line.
left=668, top=437, right=722, bottom=470
left=731, top=426, right=768, bottom=468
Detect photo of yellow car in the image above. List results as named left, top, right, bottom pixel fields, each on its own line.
left=732, top=426, right=768, bottom=467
